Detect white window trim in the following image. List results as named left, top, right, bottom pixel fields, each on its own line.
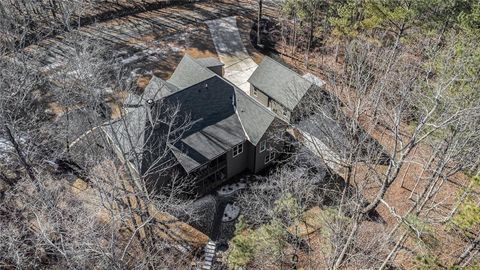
left=259, top=140, right=266, bottom=152
left=232, top=143, right=243, bottom=157
left=265, top=151, right=275, bottom=164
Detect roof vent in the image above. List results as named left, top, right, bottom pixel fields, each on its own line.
left=146, top=99, right=154, bottom=105
left=205, top=83, right=208, bottom=89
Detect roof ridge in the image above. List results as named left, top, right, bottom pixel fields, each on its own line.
left=234, top=106, right=250, bottom=142
left=156, top=75, right=217, bottom=103
left=183, top=54, right=218, bottom=76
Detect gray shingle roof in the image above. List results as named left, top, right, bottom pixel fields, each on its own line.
left=124, top=76, right=179, bottom=107
left=167, top=55, right=216, bottom=89
left=248, top=56, right=313, bottom=111
left=103, top=106, right=147, bottom=171
left=195, top=57, right=224, bottom=68
left=235, top=88, right=277, bottom=145
left=302, top=73, right=326, bottom=88
left=115, top=54, right=283, bottom=174
left=156, top=75, right=246, bottom=173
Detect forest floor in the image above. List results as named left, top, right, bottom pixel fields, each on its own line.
left=241, top=2, right=473, bottom=267
left=20, top=0, right=473, bottom=268
left=263, top=32, right=472, bottom=270
left=29, top=0, right=258, bottom=119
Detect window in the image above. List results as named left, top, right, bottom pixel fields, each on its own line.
left=259, top=140, right=266, bottom=152
left=253, top=88, right=258, bottom=97
left=232, top=143, right=243, bottom=157
left=265, top=151, right=275, bottom=164
left=282, top=109, right=288, bottom=117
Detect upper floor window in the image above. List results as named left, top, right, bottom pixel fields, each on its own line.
left=282, top=109, right=288, bottom=117
left=253, top=88, right=258, bottom=97
left=233, top=143, right=243, bottom=157
left=265, top=151, right=275, bottom=164
left=259, top=140, right=266, bottom=152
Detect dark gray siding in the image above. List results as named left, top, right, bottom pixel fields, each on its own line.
left=250, top=84, right=269, bottom=108
left=253, top=135, right=280, bottom=173
left=269, top=98, right=291, bottom=122
left=250, top=84, right=292, bottom=123
left=226, top=141, right=249, bottom=178
left=245, top=141, right=256, bottom=172
left=252, top=118, right=286, bottom=173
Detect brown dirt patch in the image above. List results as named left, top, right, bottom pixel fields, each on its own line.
left=237, top=16, right=264, bottom=64
left=136, top=75, right=152, bottom=90
left=46, top=102, right=66, bottom=117
left=260, top=18, right=472, bottom=267
left=185, top=47, right=218, bottom=59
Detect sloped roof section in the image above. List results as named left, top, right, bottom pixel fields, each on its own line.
left=248, top=56, right=313, bottom=110
left=234, top=88, right=277, bottom=145
left=114, top=54, right=283, bottom=174
left=302, top=73, right=326, bottom=89
left=103, top=106, right=147, bottom=171
left=195, top=57, right=224, bottom=68
left=167, top=55, right=216, bottom=89
left=156, top=76, right=246, bottom=173
left=124, top=76, right=179, bottom=108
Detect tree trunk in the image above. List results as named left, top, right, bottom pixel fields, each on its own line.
left=257, top=0, right=263, bottom=46
left=292, top=16, right=297, bottom=55
left=335, top=42, right=339, bottom=63
left=379, top=232, right=408, bottom=270
left=4, top=124, right=36, bottom=182
left=333, top=214, right=360, bottom=269
left=305, top=19, right=314, bottom=69
left=455, top=233, right=480, bottom=266
left=400, top=147, right=417, bottom=188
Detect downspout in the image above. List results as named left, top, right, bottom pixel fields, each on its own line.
left=253, top=143, right=257, bottom=173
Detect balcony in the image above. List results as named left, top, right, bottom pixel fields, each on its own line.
left=190, top=154, right=227, bottom=181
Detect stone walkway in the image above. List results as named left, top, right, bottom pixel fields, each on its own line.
left=205, top=16, right=258, bottom=93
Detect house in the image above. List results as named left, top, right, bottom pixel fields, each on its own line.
left=113, top=55, right=287, bottom=194
left=248, top=56, right=390, bottom=171
left=59, top=51, right=387, bottom=199
left=248, top=56, right=324, bottom=122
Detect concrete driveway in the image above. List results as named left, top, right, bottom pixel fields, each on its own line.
left=206, top=16, right=258, bottom=93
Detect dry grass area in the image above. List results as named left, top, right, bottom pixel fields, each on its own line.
left=184, top=23, right=218, bottom=59
left=271, top=38, right=471, bottom=267
left=237, top=16, right=264, bottom=64
left=71, top=160, right=209, bottom=250
left=26, top=0, right=473, bottom=267
left=361, top=123, right=470, bottom=267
